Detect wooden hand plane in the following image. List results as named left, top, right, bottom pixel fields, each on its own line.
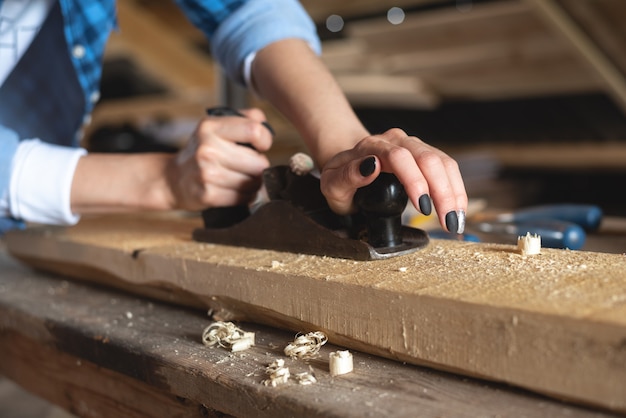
left=192, top=165, right=429, bottom=260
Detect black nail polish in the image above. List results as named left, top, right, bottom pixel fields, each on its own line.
left=445, top=211, right=458, bottom=234
left=359, top=157, right=376, bottom=177
left=206, top=106, right=242, bottom=117
left=261, top=121, right=275, bottom=136
left=418, top=194, right=432, bottom=216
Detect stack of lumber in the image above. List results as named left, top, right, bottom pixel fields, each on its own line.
left=301, top=0, right=626, bottom=112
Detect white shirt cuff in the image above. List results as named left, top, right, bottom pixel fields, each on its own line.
left=9, top=139, right=86, bottom=225
left=243, top=51, right=259, bottom=97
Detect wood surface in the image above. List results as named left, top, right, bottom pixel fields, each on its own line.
left=0, top=247, right=620, bottom=418
left=5, top=213, right=626, bottom=414
left=528, top=0, right=626, bottom=113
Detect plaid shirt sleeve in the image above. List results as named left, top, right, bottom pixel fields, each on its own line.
left=58, top=0, right=117, bottom=117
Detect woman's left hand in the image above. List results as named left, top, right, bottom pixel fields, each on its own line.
left=319, top=128, right=467, bottom=233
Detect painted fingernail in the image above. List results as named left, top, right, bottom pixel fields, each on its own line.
left=261, top=121, right=275, bottom=136
left=445, top=211, right=458, bottom=234
left=456, top=209, right=466, bottom=234
left=359, top=156, right=376, bottom=177
left=418, top=194, right=432, bottom=216
left=206, top=107, right=242, bottom=117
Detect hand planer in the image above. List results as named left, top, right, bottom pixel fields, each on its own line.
left=192, top=165, right=429, bottom=260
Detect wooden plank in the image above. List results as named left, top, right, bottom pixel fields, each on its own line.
left=558, top=0, right=626, bottom=76
left=452, top=142, right=626, bottom=171
left=300, top=0, right=449, bottom=23
left=3, top=249, right=619, bottom=418
left=320, top=0, right=603, bottom=101
left=106, top=0, right=216, bottom=94
left=5, top=214, right=626, bottom=413
left=345, top=1, right=539, bottom=54
left=333, top=74, right=440, bottom=109
left=526, top=0, right=626, bottom=113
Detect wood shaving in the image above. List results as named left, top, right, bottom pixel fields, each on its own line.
left=517, top=232, right=541, bottom=256
left=329, top=350, right=353, bottom=376
left=289, top=152, right=315, bottom=175
left=202, top=321, right=255, bottom=352
left=294, top=371, right=317, bottom=385
left=284, top=331, right=328, bottom=360
left=263, top=359, right=290, bottom=387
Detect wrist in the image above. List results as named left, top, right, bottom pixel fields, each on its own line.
left=71, top=153, right=177, bottom=214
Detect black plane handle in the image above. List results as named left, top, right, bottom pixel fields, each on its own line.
left=201, top=107, right=274, bottom=229
left=353, top=172, right=408, bottom=249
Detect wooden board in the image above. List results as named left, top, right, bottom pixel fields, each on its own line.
left=6, top=213, right=626, bottom=414
left=3, top=247, right=621, bottom=418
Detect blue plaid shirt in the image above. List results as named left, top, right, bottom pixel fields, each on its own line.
left=0, top=0, right=320, bottom=233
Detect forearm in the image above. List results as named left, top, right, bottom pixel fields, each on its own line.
left=71, top=153, right=175, bottom=214
left=252, top=39, right=369, bottom=168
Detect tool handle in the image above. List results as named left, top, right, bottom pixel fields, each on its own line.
left=513, top=220, right=586, bottom=250
left=428, top=231, right=481, bottom=242
left=512, top=204, right=603, bottom=231
left=354, top=173, right=408, bottom=248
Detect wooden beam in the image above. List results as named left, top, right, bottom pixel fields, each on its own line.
left=454, top=141, right=626, bottom=171
left=5, top=214, right=626, bottom=413
left=334, top=74, right=440, bottom=108
left=526, top=0, right=626, bottom=113
left=300, top=0, right=449, bottom=23
left=345, top=1, right=538, bottom=53
left=321, top=0, right=602, bottom=101
left=2, top=250, right=616, bottom=418
left=107, top=0, right=216, bottom=94
left=558, top=0, right=626, bottom=76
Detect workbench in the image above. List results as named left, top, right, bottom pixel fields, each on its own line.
left=0, top=243, right=621, bottom=418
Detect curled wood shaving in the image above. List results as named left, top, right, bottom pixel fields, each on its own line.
left=263, top=359, right=290, bottom=387
left=329, top=350, right=353, bottom=376
left=294, top=371, right=317, bottom=385
left=202, top=321, right=255, bottom=352
left=289, top=152, right=315, bottom=176
left=518, top=232, right=541, bottom=256
left=284, top=331, right=328, bottom=360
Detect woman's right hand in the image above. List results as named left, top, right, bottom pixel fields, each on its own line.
left=166, top=108, right=273, bottom=211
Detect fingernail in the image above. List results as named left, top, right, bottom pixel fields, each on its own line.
left=445, top=211, right=458, bottom=234
left=261, top=121, right=275, bottom=136
left=206, top=107, right=242, bottom=117
left=418, top=194, right=432, bottom=216
left=359, top=156, right=376, bottom=177
left=456, top=209, right=466, bottom=234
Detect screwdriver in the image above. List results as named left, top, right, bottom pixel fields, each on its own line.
left=475, top=219, right=586, bottom=250
left=470, top=204, right=603, bottom=231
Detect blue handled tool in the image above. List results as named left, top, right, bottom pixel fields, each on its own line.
left=475, top=219, right=586, bottom=250
left=472, top=204, right=603, bottom=231
left=428, top=230, right=481, bottom=242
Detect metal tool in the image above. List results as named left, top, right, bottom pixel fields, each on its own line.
left=470, top=204, right=603, bottom=231
left=469, top=204, right=601, bottom=249
left=475, top=219, right=586, bottom=249
left=193, top=166, right=429, bottom=260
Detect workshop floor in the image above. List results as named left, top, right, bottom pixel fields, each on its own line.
left=0, top=378, right=75, bottom=418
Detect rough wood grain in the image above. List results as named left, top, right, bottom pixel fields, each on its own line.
left=0, top=248, right=619, bottom=418
left=5, top=214, right=626, bottom=414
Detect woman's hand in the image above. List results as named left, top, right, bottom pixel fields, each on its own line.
left=320, top=128, right=467, bottom=233
left=166, top=108, right=273, bottom=211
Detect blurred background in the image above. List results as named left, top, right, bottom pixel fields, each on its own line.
left=83, top=0, right=626, bottom=252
